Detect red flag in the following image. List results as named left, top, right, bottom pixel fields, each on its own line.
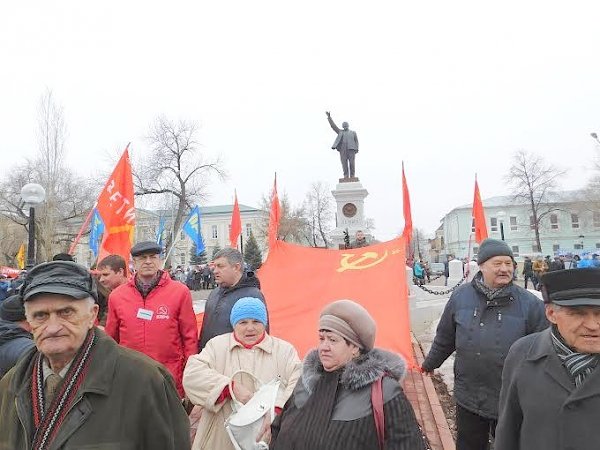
left=229, top=191, right=242, bottom=248
left=258, top=236, right=415, bottom=367
left=401, top=162, right=413, bottom=240
left=96, top=146, right=135, bottom=264
left=472, top=176, right=488, bottom=243
left=268, top=174, right=281, bottom=249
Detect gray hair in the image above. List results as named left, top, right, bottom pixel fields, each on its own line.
left=213, top=248, right=243, bottom=268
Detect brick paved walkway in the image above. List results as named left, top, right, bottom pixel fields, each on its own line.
left=406, top=336, right=455, bottom=450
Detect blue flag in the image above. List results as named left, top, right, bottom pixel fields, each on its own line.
left=89, top=209, right=105, bottom=257
left=183, top=206, right=205, bottom=255
left=156, top=216, right=166, bottom=246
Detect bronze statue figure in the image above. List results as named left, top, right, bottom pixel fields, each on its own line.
left=326, top=111, right=359, bottom=179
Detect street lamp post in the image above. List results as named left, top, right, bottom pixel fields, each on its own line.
left=20, top=183, right=46, bottom=269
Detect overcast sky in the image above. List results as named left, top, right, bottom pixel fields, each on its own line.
left=2, top=1, right=600, bottom=241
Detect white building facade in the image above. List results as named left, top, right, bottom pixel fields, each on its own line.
left=440, top=191, right=600, bottom=261
left=73, top=204, right=266, bottom=267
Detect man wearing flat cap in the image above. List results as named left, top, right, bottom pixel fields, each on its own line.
left=495, top=268, right=600, bottom=450
left=0, top=261, right=190, bottom=449
left=0, top=295, right=34, bottom=378
left=422, top=238, right=548, bottom=450
left=105, top=240, right=198, bottom=397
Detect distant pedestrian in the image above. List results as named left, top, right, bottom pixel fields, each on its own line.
left=522, top=256, right=535, bottom=289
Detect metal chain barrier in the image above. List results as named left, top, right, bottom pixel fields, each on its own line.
left=414, top=273, right=468, bottom=296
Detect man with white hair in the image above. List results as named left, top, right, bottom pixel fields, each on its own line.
left=0, top=261, right=189, bottom=449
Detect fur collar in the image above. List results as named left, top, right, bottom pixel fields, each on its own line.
left=302, top=348, right=407, bottom=394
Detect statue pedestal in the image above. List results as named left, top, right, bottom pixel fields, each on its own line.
left=329, top=179, right=370, bottom=248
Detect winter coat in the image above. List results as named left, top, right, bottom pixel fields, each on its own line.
left=105, top=271, right=198, bottom=396
left=496, top=328, right=600, bottom=450
left=522, top=259, right=533, bottom=276
left=0, top=320, right=34, bottom=378
left=421, top=278, right=548, bottom=419
left=533, top=259, right=548, bottom=275
left=0, top=329, right=190, bottom=450
left=270, top=348, right=427, bottom=450
left=198, top=272, right=266, bottom=350
left=183, top=332, right=301, bottom=450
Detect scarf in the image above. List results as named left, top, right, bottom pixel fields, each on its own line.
left=30, top=328, right=97, bottom=450
left=551, top=325, right=600, bottom=387
left=472, top=272, right=513, bottom=302
left=134, top=270, right=163, bottom=298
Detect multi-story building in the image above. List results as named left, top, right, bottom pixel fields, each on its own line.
left=440, top=190, right=600, bottom=260
left=72, top=204, right=266, bottom=267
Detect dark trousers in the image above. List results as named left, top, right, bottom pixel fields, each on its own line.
left=524, top=274, right=535, bottom=289
left=339, top=149, right=357, bottom=177
left=456, top=405, right=496, bottom=450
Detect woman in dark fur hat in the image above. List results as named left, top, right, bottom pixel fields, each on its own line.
left=270, top=300, right=427, bottom=450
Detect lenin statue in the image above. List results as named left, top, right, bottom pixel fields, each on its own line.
left=326, top=111, right=359, bottom=179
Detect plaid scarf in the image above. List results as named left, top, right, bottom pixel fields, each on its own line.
left=551, top=325, right=600, bottom=387
left=134, top=270, right=163, bottom=298
left=30, top=328, right=97, bottom=450
left=472, top=271, right=513, bottom=302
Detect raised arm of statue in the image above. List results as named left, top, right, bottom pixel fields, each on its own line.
left=326, top=112, right=341, bottom=134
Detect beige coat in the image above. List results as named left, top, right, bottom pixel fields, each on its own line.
left=183, top=332, right=302, bottom=450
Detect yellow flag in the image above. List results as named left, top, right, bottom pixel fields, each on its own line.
left=16, top=244, right=25, bottom=270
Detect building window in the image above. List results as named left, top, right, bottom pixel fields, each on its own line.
left=490, top=217, right=498, bottom=232
left=574, top=243, right=584, bottom=250
left=571, top=214, right=579, bottom=229
left=180, top=231, right=185, bottom=240
left=471, top=218, right=475, bottom=233
left=550, top=214, right=559, bottom=230
left=594, top=212, right=600, bottom=228
left=532, top=243, right=541, bottom=253
left=511, top=246, right=519, bottom=257
left=180, top=253, right=185, bottom=265
left=473, top=246, right=479, bottom=255
left=552, top=244, right=560, bottom=252
left=509, top=216, right=517, bottom=231
left=246, top=223, right=252, bottom=237
left=211, top=225, right=218, bottom=239
left=596, top=243, right=600, bottom=249
left=530, top=216, right=535, bottom=230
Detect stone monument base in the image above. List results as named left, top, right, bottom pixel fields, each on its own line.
left=330, top=180, right=370, bottom=249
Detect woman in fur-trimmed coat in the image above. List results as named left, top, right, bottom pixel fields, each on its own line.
left=270, top=300, right=426, bottom=450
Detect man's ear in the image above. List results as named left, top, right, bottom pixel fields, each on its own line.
left=545, top=304, right=558, bottom=325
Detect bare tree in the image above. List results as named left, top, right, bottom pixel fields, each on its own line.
left=0, top=90, right=96, bottom=262
left=303, top=181, right=333, bottom=247
left=506, top=150, right=566, bottom=252
left=258, top=192, right=308, bottom=245
left=134, top=116, right=225, bottom=263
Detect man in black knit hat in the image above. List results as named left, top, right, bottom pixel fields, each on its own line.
left=422, top=238, right=548, bottom=450
left=0, top=295, right=34, bottom=378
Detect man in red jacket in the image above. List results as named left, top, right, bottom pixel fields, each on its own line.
left=105, top=241, right=198, bottom=397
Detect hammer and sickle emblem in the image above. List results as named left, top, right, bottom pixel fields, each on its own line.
left=337, top=251, right=389, bottom=273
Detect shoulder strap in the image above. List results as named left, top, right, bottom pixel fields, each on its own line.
left=371, top=376, right=385, bottom=450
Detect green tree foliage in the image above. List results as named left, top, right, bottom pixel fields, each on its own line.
left=189, top=243, right=207, bottom=265
left=211, top=243, right=222, bottom=259
left=244, top=231, right=263, bottom=270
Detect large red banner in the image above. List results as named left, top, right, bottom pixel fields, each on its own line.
left=258, top=236, right=415, bottom=368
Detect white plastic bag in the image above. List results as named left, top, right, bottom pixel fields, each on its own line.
left=225, top=370, right=280, bottom=450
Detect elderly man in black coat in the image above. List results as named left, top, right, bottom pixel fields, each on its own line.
left=422, top=238, right=548, bottom=450
left=496, top=268, right=600, bottom=450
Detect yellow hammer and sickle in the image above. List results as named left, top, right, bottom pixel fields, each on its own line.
left=337, top=250, right=389, bottom=273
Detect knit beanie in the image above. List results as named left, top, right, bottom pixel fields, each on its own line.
left=230, top=297, right=268, bottom=327
left=477, top=238, right=514, bottom=265
left=0, top=295, right=26, bottom=322
left=319, top=300, right=376, bottom=351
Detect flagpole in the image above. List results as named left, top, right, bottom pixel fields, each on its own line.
left=68, top=204, right=97, bottom=255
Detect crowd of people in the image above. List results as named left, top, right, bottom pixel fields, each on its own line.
left=0, top=237, right=599, bottom=449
